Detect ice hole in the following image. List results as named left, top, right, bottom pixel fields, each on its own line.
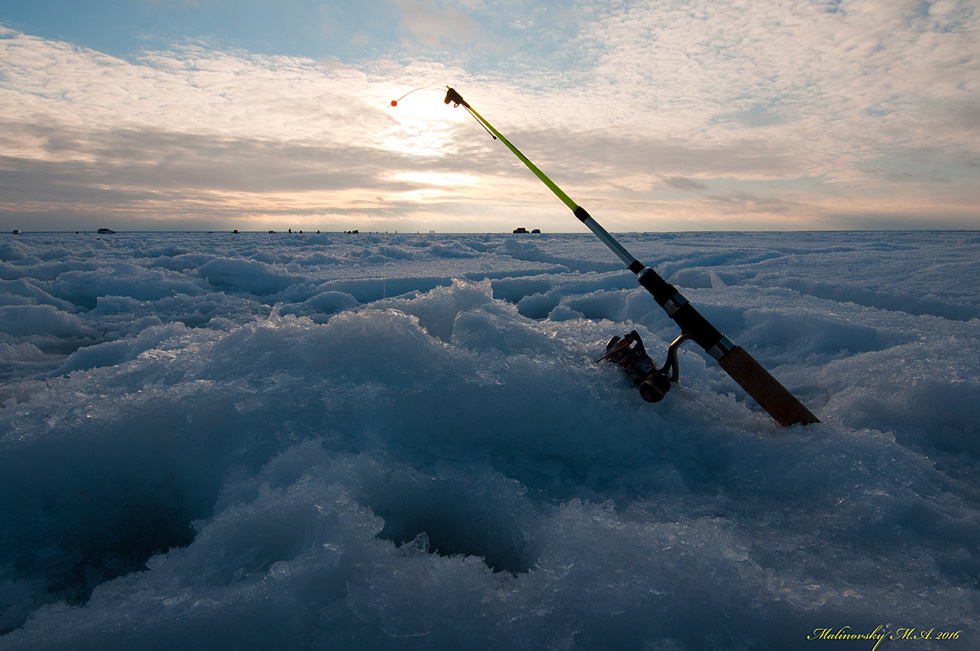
left=377, top=508, right=533, bottom=575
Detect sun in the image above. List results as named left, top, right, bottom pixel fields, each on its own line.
left=380, top=87, right=467, bottom=157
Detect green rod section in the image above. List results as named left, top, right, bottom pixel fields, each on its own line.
left=445, top=87, right=638, bottom=267
left=445, top=88, right=578, bottom=213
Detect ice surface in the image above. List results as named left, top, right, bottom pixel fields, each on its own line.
left=0, top=230, right=978, bottom=650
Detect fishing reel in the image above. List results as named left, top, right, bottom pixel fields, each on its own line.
left=597, top=330, right=690, bottom=403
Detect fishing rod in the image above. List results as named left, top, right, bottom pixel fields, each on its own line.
left=443, top=87, right=818, bottom=427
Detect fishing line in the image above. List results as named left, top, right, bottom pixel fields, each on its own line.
left=380, top=85, right=444, bottom=293
left=381, top=85, right=440, bottom=296
left=389, top=85, right=440, bottom=107
left=390, top=84, right=495, bottom=138
left=382, top=188, right=388, bottom=300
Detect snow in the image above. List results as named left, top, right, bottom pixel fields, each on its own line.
left=0, top=230, right=978, bottom=650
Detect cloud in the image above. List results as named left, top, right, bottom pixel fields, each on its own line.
left=663, top=177, right=709, bottom=192
left=1, top=0, right=978, bottom=233
left=541, top=0, right=978, bottom=165
left=392, top=0, right=509, bottom=55
left=0, top=28, right=444, bottom=230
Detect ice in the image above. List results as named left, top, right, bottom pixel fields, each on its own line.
left=0, top=230, right=978, bottom=650
left=199, top=258, right=304, bottom=296
left=0, top=305, right=91, bottom=338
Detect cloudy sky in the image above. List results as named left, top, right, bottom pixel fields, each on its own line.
left=1, top=0, right=977, bottom=233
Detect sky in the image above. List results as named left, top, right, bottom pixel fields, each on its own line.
left=0, top=0, right=978, bottom=233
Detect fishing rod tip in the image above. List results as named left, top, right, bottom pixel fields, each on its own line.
left=444, top=87, right=466, bottom=107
